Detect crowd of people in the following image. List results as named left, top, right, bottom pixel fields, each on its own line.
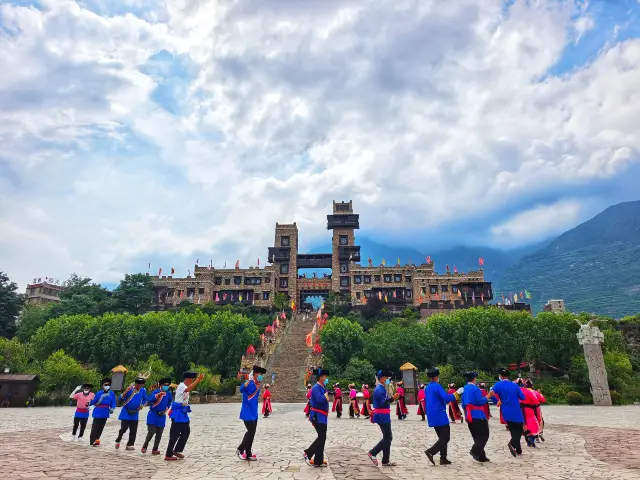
left=66, top=365, right=546, bottom=468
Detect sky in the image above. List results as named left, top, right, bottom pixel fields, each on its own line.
left=1, top=0, right=639, bottom=288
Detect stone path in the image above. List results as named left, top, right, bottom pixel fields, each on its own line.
left=2, top=404, right=640, bottom=479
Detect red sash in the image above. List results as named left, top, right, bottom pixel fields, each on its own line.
left=465, top=404, right=485, bottom=423
left=95, top=404, right=110, bottom=408
left=75, top=408, right=89, bottom=413
left=370, top=408, right=391, bottom=423
left=310, top=407, right=328, bottom=416
left=247, top=390, right=258, bottom=401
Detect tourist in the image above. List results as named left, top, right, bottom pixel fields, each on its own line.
left=237, top=365, right=266, bottom=461
left=460, top=371, right=490, bottom=462
left=395, top=380, right=408, bottom=420
left=88, top=378, right=116, bottom=446
left=529, top=380, right=546, bottom=442
left=516, top=378, right=542, bottom=448
left=165, top=371, right=205, bottom=461
left=304, top=367, right=330, bottom=468
left=115, top=376, right=147, bottom=450
left=262, top=383, right=272, bottom=418
left=304, top=383, right=312, bottom=417
left=348, top=383, right=360, bottom=418
left=424, top=368, right=455, bottom=466
left=367, top=370, right=400, bottom=467
left=141, top=377, right=172, bottom=455
left=331, top=383, right=343, bottom=418
left=360, top=384, right=371, bottom=418
left=446, top=383, right=463, bottom=423
left=69, top=383, right=95, bottom=441
left=416, top=384, right=426, bottom=422
left=271, top=372, right=276, bottom=385
left=492, top=369, right=526, bottom=456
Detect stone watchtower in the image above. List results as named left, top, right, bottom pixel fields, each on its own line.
left=270, top=223, right=299, bottom=302
left=327, top=201, right=361, bottom=294
left=576, top=321, right=612, bottom=406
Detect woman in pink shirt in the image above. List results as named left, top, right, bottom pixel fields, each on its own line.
left=69, top=383, right=95, bottom=440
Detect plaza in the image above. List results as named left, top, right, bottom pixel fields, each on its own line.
left=2, top=403, right=640, bottom=479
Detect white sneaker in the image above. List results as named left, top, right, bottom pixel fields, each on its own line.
left=71, top=434, right=77, bottom=441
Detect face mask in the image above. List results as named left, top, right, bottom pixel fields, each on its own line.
left=323, top=378, right=329, bottom=386
left=257, top=375, right=263, bottom=382
left=162, top=385, right=170, bottom=392
left=83, top=390, right=90, bottom=394
left=103, top=385, right=111, bottom=391
left=385, top=379, right=391, bottom=386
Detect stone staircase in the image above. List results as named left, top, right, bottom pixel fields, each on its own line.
left=265, top=314, right=313, bottom=403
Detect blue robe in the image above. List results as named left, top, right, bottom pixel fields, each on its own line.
left=90, top=389, right=116, bottom=419
left=309, top=383, right=329, bottom=425
left=239, top=380, right=260, bottom=421
left=425, top=381, right=455, bottom=427
left=492, top=380, right=525, bottom=422
left=461, top=383, right=488, bottom=421
left=371, top=384, right=392, bottom=424
left=146, top=389, right=172, bottom=427
left=118, top=387, right=147, bottom=421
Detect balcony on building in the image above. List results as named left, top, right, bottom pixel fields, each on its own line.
left=337, top=245, right=361, bottom=262
left=268, top=246, right=291, bottom=262
left=296, top=253, right=333, bottom=269
left=326, top=214, right=360, bottom=229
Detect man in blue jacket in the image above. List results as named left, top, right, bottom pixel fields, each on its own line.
left=368, top=369, right=400, bottom=467
left=115, top=376, right=147, bottom=450
left=237, top=365, right=266, bottom=461
left=424, top=367, right=456, bottom=466
left=492, top=367, right=526, bottom=457
left=141, top=377, right=172, bottom=455
left=88, top=377, right=116, bottom=446
left=460, top=371, right=490, bottom=462
left=304, top=367, right=330, bottom=468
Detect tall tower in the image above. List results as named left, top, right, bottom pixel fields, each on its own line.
left=327, top=201, right=360, bottom=294
left=269, top=222, right=299, bottom=302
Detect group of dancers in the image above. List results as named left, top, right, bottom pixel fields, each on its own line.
left=68, top=371, right=205, bottom=461
left=67, top=364, right=546, bottom=468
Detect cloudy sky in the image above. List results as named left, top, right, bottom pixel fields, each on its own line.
left=1, top=0, right=639, bottom=288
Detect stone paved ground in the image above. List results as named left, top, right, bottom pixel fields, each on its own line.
left=2, top=404, right=640, bottom=479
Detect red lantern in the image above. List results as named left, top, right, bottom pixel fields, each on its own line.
left=313, top=343, right=322, bottom=354
left=265, top=325, right=274, bottom=335
left=323, top=313, right=328, bottom=320
left=246, top=345, right=255, bottom=355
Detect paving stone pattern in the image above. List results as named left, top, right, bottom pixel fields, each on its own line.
left=2, top=404, right=640, bottom=479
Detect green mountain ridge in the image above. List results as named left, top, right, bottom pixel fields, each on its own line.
left=496, top=201, right=640, bottom=318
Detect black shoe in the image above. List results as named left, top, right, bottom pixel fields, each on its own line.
left=440, top=458, right=451, bottom=465
left=508, top=443, right=517, bottom=457
left=424, top=450, right=435, bottom=466
left=470, top=450, right=480, bottom=462
left=539, top=433, right=545, bottom=442
left=479, top=457, right=491, bottom=463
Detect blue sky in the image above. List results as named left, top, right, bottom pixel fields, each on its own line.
left=1, top=0, right=639, bottom=288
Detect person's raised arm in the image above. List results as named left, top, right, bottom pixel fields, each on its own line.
left=69, top=385, right=81, bottom=399
left=186, top=373, right=206, bottom=393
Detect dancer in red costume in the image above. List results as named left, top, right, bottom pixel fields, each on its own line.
left=416, top=384, right=426, bottom=421
left=395, top=381, right=408, bottom=420
left=529, top=380, right=546, bottom=442
left=360, top=384, right=372, bottom=418
left=262, top=384, right=272, bottom=418
left=348, top=384, right=360, bottom=418
left=446, top=384, right=463, bottom=423
left=331, top=383, right=343, bottom=419
left=304, top=384, right=312, bottom=416
left=517, top=378, right=542, bottom=447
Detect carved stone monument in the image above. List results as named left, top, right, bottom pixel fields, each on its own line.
left=576, top=321, right=612, bottom=406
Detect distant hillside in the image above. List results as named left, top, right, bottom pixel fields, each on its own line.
left=309, top=237, right=535, bottom=283
left=496, top=201, right=640, bottom=318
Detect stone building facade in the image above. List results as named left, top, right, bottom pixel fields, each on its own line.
left=24, top=281, right=65, bottom=306
left=151, top=201, right=493, bottom=310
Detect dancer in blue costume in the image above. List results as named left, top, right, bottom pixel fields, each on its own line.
left=164, top=371, right=204, bottom=461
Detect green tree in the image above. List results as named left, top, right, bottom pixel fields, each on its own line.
left=272, top=293, right=289, bottom=312
left=128, top=354, right=174, bottom=387
left=362, top=321, right=434, bottom=372
left=16, top=304, right=54, bottom=342
left=341, top=357, right=376, bottom=385
left=112, top=273, right=155, bottom=314
left=61, top=274, right=110, bottom=303
left=0, top=337, right=30, bottom=372
left=0, top=271, right=23, bottom=338
left=30, top=314, right=95, bottom=361
left=325, top=292, right=350, bottom=316
left=320, top=317, right=365, bottom=369
left=50, top=294, right=100, bottom=318
left=38, top=349, right=101, bottom=395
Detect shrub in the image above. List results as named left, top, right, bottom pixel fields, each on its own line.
left=216, top=377, right=240, bottom=396
left=566, top=391, right=583, bottom=405
left=610, top=390, right=623, bottom=405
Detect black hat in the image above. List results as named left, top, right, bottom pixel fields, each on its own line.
left=134, top=377, right=147, bottom=384
left=82, top=383, right=94, bottom=389
left=524, top=379, right=533, bottom=388
left=253, top=365, right=267, bottom=375
left=376, top=369, right=392, bottom=378
left=313, top=367, right=329, bottom=377
left=101, top=377, right=112, bottom=385
left=515, top=377, right=525, bottom=386
left=463, top=371, right=478, bottom=381
left=498, top=368, right=510, bottom=377
left=183, top=371, right=197, bottom=379
left=427, top=367, right=440, bottom=378
left=158, top=377, right=172, bottom=385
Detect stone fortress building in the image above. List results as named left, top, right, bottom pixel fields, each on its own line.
left=151, top=201, right=494, bottom=312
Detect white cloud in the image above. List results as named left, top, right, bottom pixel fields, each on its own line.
left=490, top=200, right=583, bottom=245
left=0, top=0, right=639, bottom=288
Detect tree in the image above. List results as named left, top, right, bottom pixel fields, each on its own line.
left=342, top=357, right=376, bottom=385
left=112, top=273, right=154, bottom=314
left=0, top=337, right=30, bottom=372
left=272, top=293, right=289, bottom=312
left=325, top=292, right=350, bottom=316
left=38, top=349, right=101, bottom=395
left=128, top=354, right=174, bottom=387
left=61, top=274, right=110, bottom=303
left=319, top=317, right=365, bottom=369
left=16, top=304, right=53, bottom=342
left=50, top=294, right=100, bottom=318
left=0, top=271, right=23, bottom=338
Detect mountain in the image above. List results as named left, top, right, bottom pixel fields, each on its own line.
left=496, top=201, right=640, bottom=318
left=308, top=237, right=535, bottom=283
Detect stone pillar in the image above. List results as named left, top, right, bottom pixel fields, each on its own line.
left=576, top=323, right=612, bottom=406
